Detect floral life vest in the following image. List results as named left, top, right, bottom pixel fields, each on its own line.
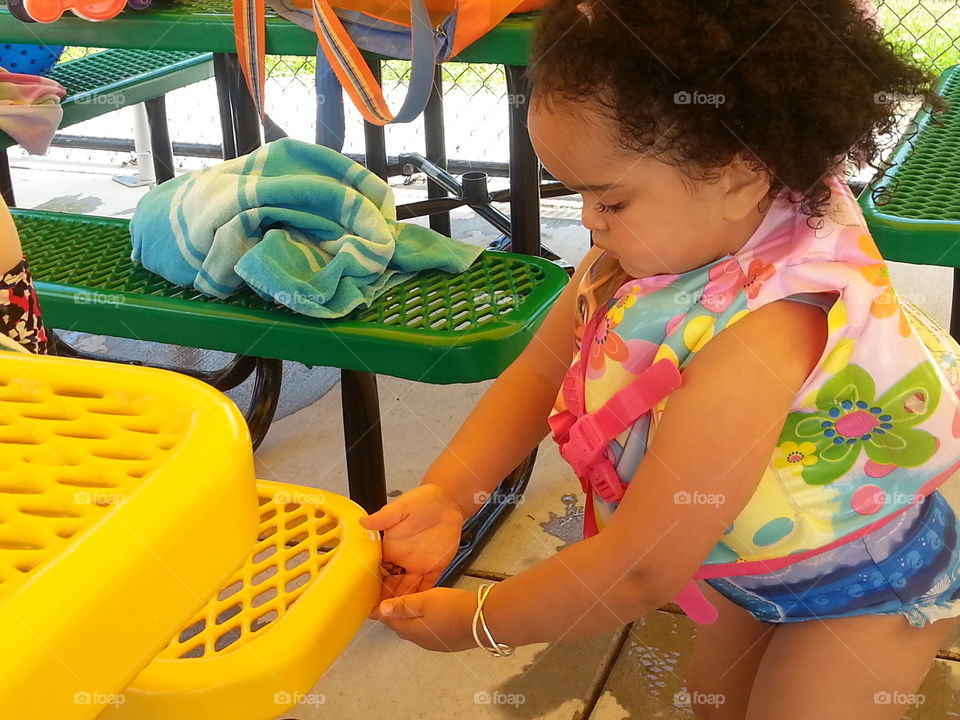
left=549, top=176, right=960, bottom=624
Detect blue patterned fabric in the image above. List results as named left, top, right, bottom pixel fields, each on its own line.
left=705, top=491, right=960, bottom=627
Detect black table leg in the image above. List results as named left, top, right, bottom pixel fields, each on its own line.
left=0, top=152, right=15, bottom=207
left=343, top=59, right=391, bottom=513
left=144, top=97, right=175, bottom=184
left=952, top=269, right=960, bottom=341
left=213, top=53, right=238, bottom=160
left=424, top=65, right=451, bottom=237
left=505, top=65, right=541, bottom=256
left=213, top=52, right=262, bottom=160
left=362, top=57, right=389, bottom=179
left=341, top=369, right=388, bottom=514
left=226, top=54, right=264, bottom=156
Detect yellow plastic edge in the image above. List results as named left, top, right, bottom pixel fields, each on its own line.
left=103, top=479, right=381, bottom=720
left=0, top=355, right=259, bottom=720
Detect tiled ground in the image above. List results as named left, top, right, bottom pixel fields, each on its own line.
left=11, top=158, right=960, bottom=719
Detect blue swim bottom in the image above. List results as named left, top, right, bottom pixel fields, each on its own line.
left=704, top=491, right=960, bottom=628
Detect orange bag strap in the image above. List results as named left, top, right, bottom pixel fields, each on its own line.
left=309, top=0, right=438, bottom=125
left=233, top=0, right=535, bottom=125
left=234, top=0, right=267, bottom=118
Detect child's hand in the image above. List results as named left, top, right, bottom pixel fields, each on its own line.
left=373, top=587, right=476, bottom=652
left=360, top=483, right=465, bottom=600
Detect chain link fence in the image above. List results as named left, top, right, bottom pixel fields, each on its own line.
left=10, top=1, right=960, bottom=178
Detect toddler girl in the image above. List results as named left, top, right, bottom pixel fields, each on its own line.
left=362, top=1, right=960, bottom=717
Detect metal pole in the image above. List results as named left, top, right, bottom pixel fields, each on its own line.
left=504, top=65, right=541, bottom=256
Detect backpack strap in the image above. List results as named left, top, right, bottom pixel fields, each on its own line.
left=234, top=0, right=267, bottom=118
left=234, top=0, right=437, bottom=125
left=309, top=0, right=438, bottom=124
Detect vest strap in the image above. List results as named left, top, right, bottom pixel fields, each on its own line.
left=557, top=359, right=681, bottom=473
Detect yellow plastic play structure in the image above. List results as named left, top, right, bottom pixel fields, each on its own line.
left=0, top=351, right=381, bottom=720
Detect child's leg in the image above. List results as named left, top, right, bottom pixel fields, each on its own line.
left=0, top=197, right=47, bottom=354
left=685, top=583, right=777, bottom=720
left=746, top=613, right=959, bottom=719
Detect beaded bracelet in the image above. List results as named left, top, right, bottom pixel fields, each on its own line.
left=471, top=583, right=514, bottom=657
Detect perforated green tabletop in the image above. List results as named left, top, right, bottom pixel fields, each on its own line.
left=13, top=210, right=566, bottom=384
left=859, top=65, right=960, bottom=267
left=0, top=1, right=536, bottom=65
left=45, top=48, right=212, bottom=130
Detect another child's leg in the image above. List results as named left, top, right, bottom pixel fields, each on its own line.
left=685, top=583, right=777, bottom=720
left=0, top=197, right=47, bottom=354
left=746, top=613, right=959, bottom=720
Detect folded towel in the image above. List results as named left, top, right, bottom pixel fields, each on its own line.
left=0, top=69, right=66, bottom=154
left=130, top=138, right=484, bottom=318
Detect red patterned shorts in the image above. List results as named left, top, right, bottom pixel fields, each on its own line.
left=0, top=256, right=47, bottom=354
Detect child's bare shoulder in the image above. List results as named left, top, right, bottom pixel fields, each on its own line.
left=685, top=298, right=828, bottom=391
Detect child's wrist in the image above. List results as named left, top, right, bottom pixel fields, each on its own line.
left=419, top=479, right=472, bottom=520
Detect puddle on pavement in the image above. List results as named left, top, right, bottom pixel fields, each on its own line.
left=34, top=193, right=103, bottom=214
left=599, top=612, right=695, bottom=719
left=539, top=493, right=584, bottom=551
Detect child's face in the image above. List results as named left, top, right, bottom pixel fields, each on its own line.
left=528, top=97, right=766, bottom=279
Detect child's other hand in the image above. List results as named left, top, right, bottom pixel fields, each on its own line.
left=373, top=587, right=476, bottom=652
left=359, top=483, right=465, bottom=601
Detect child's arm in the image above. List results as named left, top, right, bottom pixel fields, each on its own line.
left=0, top=196, right=23, bottom=273
left=420, top=245, right=604, bottom=518
left=377, top=295, right=827, bottom=649
left=361, top=246, right=601, bottom=595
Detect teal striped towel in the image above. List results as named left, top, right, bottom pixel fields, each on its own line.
left=130, top=138, right=484, bottom=318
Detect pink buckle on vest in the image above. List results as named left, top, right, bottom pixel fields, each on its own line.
left=583, top=457, right=626, bottom=503
left=548, top=408, right=576, bottom=445
left=558, top=413, right=629, bottom=503
left=559, top=412, right=610, bottom=472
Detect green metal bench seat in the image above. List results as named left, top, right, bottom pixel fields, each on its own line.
left=40, top=48, right=212, bottom=135
left=859, top=64, right=960, bottom=337
left=0, top=48, right=215, bottom=202
left=13, top=208, right=568, bottom=581
left=16, top=210, right=562, bottom=382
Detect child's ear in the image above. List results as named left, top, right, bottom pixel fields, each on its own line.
left=722, top=155, right=772, bottom=222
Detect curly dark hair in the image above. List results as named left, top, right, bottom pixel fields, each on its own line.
left=529, top=0, right=943, bottom=215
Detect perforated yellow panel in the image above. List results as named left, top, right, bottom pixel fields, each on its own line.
left=104, top=480, right=381, bottom=720
left=161, top=489, right=344, bottom=660
left=0, top=353, right=258, bottom=720
left=0, top=373, right=185, bottom=594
